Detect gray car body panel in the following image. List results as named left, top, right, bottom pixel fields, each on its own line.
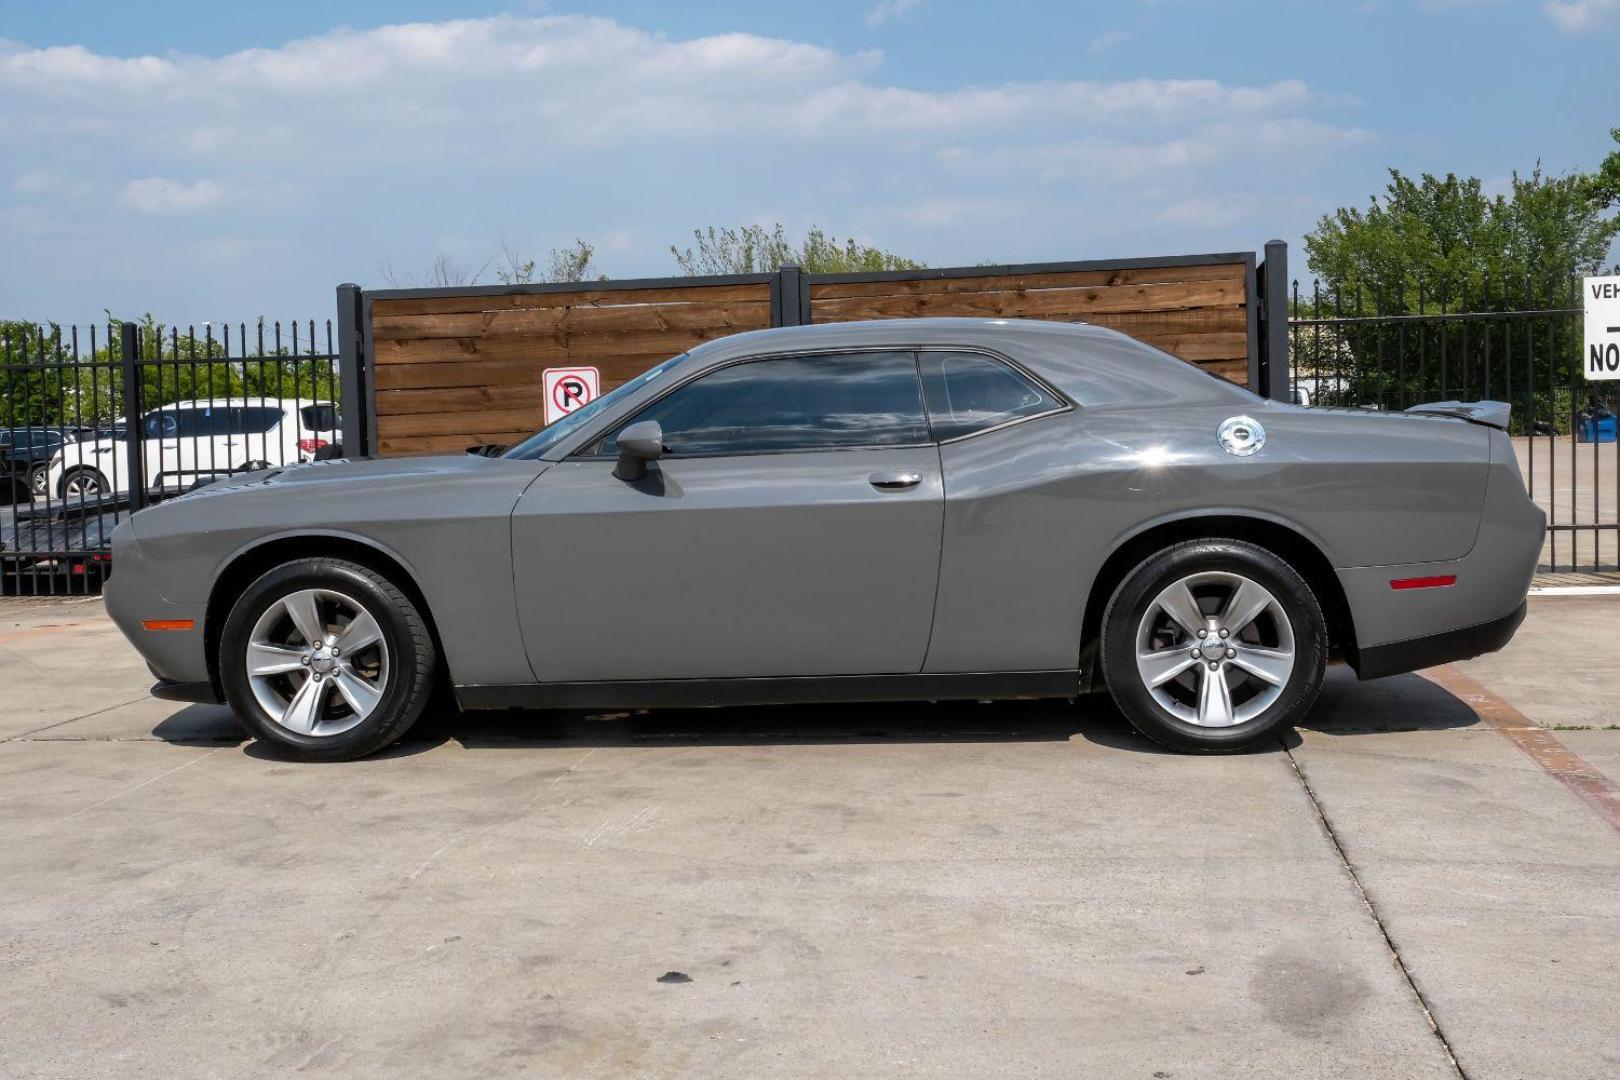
left=108, top=454, right=545, bottom=688
left=514, top=446, right=943, bottom=681
left=103, top=317, right=1541, bottom=703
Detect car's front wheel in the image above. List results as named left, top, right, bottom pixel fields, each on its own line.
left=61, top=467, right=108, bottom=498
left=219, top=558, right=436, bottom=760
left=29, top=464, right=49, bottom=498
left=1100, top=539, right=1326, bottom=753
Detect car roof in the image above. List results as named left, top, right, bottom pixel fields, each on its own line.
left=682, top=317, right=1122, bottom=368
left=155, top=398, right=335, bottom=411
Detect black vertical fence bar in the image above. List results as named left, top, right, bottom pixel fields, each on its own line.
left=119, top=322, right=147, bottom=514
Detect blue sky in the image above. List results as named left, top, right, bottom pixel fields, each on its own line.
left=2, top=0, right=1616, bottom=325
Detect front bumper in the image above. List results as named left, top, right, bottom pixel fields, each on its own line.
left=105, top=521, right=212, bottom=688
left=150, top=677, right=224, bottom=704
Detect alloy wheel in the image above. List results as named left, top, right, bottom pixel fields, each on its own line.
left=1134, top=570, right=1296, bottom=728
left=65, top=472, right=101, bottom=497
left=245, top=588, right=390, bottom=737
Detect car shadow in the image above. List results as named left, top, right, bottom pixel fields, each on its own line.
left=1296, top=667, right=1482, bottom=737
left=151, top=666, right=1485, bottom=761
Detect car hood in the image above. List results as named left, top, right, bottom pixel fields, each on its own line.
left=173, top=453, right=526, bottom=500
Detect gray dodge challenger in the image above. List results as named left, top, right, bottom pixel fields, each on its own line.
left=105, top=318, right=1543, bottom=759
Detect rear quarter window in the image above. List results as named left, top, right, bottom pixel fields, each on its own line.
left=920, top=351, right=1059, bottom=440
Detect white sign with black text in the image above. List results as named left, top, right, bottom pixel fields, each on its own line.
left=542, top=366, right=601, bottom=425
left=1586, top=275, right=1620, bottom=381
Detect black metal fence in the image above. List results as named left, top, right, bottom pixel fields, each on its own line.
left=1, top=320, right=340, bottom=594
left=1290, top=275, right=1618, bottom=572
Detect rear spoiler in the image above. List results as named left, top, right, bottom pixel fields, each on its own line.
left=1403, top=400, right=1511, bottom=431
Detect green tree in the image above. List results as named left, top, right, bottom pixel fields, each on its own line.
left=1297, top=137, right=1620, bottom=429
left=1583, top=128, right=1620, bottom=210
left=495, top=239, right=607, bottom=284
left=671, top=224, right=923, bottom=276
left=1304, top=152, right=1619, bottom=312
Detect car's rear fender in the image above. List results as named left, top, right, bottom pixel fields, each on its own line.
left=1336, top=429, right=1542, bottom=671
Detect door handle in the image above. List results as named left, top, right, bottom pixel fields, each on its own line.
left=869, top=470, right=923, bottom=490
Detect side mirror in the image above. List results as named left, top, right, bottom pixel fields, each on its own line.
left=613, top=420, right=664, bottom=481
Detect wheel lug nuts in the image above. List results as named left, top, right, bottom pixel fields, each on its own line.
left=1218, top=628, right=1229, bottom=639
left=1226, top=648, right=1236, bottom=659
left=300, top=656, right=310, bottom=665
left=331, top=647, right=340, bottom=657
left=1189, top=648, right=1200, bottom=658
left=1208, top=661, right=1220, bottom=670
left=1197, top=629, right=1207, bottom=638
left=313, top=673, right=322, bottom=682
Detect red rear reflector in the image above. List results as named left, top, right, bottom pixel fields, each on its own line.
left=298, top=438, right=328, bottom=453
left=142, top=619, right=196, bottom=631
left=1390, top=575, right=1457, bottom=591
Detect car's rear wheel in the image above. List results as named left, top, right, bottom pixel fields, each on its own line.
left=29, top=465, right=49, bottom=498
left=1100, top=539, right=1326, bottom=753
left=219, top=558, right=435, bottom=760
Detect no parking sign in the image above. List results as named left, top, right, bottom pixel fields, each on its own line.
left=542, top=366, right=600, bottom=425
left=1586, top=276, right=1620, bottom=381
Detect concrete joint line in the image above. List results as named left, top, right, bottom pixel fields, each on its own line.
left=0, top=695, right=150, bottom=743
left=1422, top=664, right=1620, bottom=836
left=1282, top=744, right=1471, bottom=1080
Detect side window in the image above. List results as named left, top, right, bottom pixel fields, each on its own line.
left=143, top=412, right=179, bottom=439
left=599, top=351, right=928, bottom=457
left=920, top=351, right=1057, bottom=441
left=239, top=407, right=283, bottom=434
left=181, top=408, right=217, bottom=438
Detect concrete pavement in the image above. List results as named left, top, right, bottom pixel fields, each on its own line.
left=1, top=596, right=1617, bottom=1078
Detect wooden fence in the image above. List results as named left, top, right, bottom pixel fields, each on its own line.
left=343, top=250, right=1280, bottom=458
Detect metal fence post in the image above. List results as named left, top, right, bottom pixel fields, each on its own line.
left=118, top=321, right=146, bottom=513
left=773, top=265, right=806, bottom=327
left=335, top=282, right=368, bottom=458
left=1258, top=239, right=1290, bottom=402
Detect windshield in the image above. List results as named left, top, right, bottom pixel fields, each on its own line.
left=503, top=353, right=687, bottom=460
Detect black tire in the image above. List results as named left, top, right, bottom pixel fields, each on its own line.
left=29, top=464, right=49, bottom=498
left=219, top=557, right=436, bottom=761
left=60, top=467, right=108, bottom=499
left=1099, top=539, right=1327, bottom=753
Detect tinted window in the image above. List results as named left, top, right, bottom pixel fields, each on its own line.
left=601, top=351, right=927, bottom=457
left=184, top=407, right=227, bottom=437
left=301, top=404, right=338, bottom=431
left=144, top=412, right=179, bottom=438
left=238, top=407, right=284, bottom=434
left=920, top=351, right=1056, bottom=440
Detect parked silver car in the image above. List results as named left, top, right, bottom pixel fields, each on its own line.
left=105, top=319, right=1543, bottom=759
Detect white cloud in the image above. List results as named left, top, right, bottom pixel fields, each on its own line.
left=1543, top=0, right=1620, bottom=30
left=1159, top=195, right=1262, bottom=228
left=0, top=14, right=1373, bottom=321
left=865, top=0, right=924, bottom=26
left=1090, top=30, right=1129, bottom=52
left=12, top=170, right=56, bottom=195
left=119, top=177, right=225, bottom=214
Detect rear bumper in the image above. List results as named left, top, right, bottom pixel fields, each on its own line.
left=1354, top=601, right=1526, bottom=680
left=1338, top=436, right=1542, bottom=675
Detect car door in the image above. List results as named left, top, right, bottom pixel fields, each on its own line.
left=512, top=350, right=944, bottom=683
